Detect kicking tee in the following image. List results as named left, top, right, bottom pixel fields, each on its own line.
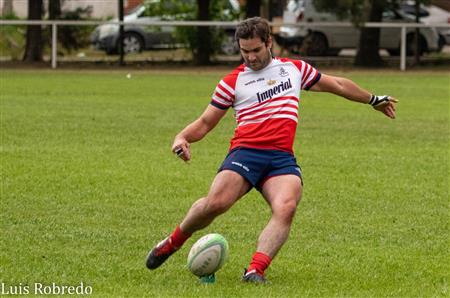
left=210, top=57, right=321, bottom=153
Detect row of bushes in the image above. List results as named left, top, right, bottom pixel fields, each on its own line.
left=0, top=7, right=94, bottom=60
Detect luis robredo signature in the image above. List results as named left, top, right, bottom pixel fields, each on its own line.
left=1, top=282, right=92, bottom=295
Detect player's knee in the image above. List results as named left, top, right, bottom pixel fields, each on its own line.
left=204, top=196, right=233, bottom=216
left=273, top=199, right=298, bottom=222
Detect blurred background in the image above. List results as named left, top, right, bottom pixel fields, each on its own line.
left=1, top=0, right=449, bottom=68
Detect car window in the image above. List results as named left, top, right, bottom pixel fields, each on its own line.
left=400, top=4, right=429, bottom=18
left=382, top=10, right=400, bottom=21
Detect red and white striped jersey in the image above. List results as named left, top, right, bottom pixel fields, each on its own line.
left=211, top=57, right=321, bottom=153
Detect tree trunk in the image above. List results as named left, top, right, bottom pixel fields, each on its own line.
left=414, top=0, right=421, bottom=65
left=119, top=0, right=125, bottom=65
left=48, top=0, right=62, bottom=20
left=268, top=0, right=285, bottom=21
left=23, top=0, right=43, bottom=62
left=195, top=0, right=211, bottom=65
left=2, top=0, right=13, bottom=17
left=354, top=0, right=384, bottom=67
left=246, top=0, right=261, bottom=18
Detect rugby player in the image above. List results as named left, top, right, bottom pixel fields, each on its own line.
left=146, top=17, right=397, bottom=283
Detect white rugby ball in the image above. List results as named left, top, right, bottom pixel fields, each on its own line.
left=187, top=233, right=228, bottom=277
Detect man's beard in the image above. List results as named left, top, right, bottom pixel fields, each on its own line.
left=245, top=52, right=271, bottom=71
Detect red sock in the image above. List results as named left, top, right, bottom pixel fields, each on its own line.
left=247, top=252, right=272, bottom=276
left=169, top=225, right=191, bottom=249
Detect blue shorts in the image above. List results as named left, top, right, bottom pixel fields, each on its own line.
left=218, top=147, right=303, bottom=190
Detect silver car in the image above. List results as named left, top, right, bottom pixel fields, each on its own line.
left=90, top=6, right=181, bottom=54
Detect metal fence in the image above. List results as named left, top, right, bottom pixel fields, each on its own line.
left=1, top=19, right=449, bottom=70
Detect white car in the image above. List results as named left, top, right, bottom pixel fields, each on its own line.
left=277, top=0, right=442, bottom=56
left=400, top=1, right=450, bottom=46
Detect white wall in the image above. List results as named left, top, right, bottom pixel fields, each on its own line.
left=0, top=0, right=27, bottom=17
left=0, top=0, right=121, bottom=18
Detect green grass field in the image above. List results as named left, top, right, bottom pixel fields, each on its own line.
left=1, top=68, right=449, bottom=297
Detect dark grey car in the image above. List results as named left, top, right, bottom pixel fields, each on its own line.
left=91, top=5, right=239, bottom=56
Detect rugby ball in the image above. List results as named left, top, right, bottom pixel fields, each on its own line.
left=187, top=233, right=228, bottom=277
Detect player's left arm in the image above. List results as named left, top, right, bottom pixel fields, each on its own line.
left=309, top=73, right=398, bottom=119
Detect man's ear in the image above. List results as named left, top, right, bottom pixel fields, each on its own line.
left=266, top=36, right=273, bottom=50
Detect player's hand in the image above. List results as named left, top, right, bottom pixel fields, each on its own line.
left=369, top=95, right=398, bottom=119
left=171, top=137, right=191, bottom=162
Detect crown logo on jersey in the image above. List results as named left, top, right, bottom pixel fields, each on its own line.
left=267, top=79, right=277, bottom=86
left=279, top=67, right=289, bottom=77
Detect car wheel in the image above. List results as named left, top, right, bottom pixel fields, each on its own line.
left=406, top=33, right=427, bottom=56
left=120, top=32, right=144, bottom=54
left=438, top=34, right=445, bottom=51
left=327, top=49, right=340, bottom=56
left=302, top=32, right=328, bottom=56
left=273, top=33, right=304, bottom=55
left=387, top=49, right=400, bottom=56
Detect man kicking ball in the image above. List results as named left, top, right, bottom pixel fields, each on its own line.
left=146, top=17, right=397, bottom=283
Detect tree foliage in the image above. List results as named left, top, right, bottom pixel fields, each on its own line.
left=143, top=0, right=240, bottom=21
left=312, top=0, right=366, bottom=25
left=143, top=0, right=241, bottom=64
left=47, top=0, right=93, bottom=53
left=23, top=0, right=94, bottom=62
left=55, top=7, right=93, bottom=53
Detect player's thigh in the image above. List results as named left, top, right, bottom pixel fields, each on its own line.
left=261, top=174, right=302, bottom=210
left=207, top=170, right=251, bottom=204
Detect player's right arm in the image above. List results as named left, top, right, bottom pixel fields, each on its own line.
left=171, top=105, right=227, bottom=162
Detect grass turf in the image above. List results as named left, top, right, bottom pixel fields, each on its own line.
left=0, top=69, right=448, bottom=297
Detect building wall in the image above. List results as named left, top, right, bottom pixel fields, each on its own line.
left=0, top=0, right=142, bottom=18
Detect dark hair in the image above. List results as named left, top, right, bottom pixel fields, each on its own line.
left=235, top=17, right=271, bottom=44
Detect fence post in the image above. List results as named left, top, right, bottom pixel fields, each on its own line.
left=400, top=25, right=406, bottom=71
left=52, top=23, right=57, bottom=69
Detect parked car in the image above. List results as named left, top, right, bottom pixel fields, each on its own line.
left=400, top=1, right=450, bottom=46
left=90, top=6, right=182, bottom=54
left=275, top=0, right=442, bottom=56
left=91, top=2, right=240, bottom=55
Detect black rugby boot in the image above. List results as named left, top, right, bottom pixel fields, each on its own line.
left=242, top=269, right=267, bottom=284
left=146, top=237, right=178, bottom=270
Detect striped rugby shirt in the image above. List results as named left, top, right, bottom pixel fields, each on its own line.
left=211, top=57, right=321, bottom=153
